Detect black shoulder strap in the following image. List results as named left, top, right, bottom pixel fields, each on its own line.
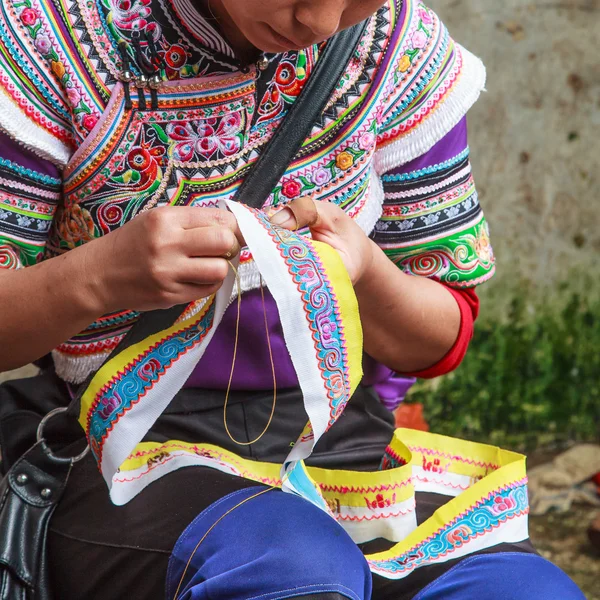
left=68, top=21, right=369, bottom=414
left=237, top=20, right=368, bottom=208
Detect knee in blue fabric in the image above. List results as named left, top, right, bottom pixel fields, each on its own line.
left=413, top=552, right=585, bottom=600
left=166, top=487, right=372, bottom=600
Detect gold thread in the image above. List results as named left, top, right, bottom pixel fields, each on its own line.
left=170, top=247, right=295, bottom=600
left=171, top=486, right=276, bottom=600
left=223, top=263, right=277, bottom=446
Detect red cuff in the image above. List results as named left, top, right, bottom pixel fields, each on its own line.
left=404, top=287, right=479, bottom=379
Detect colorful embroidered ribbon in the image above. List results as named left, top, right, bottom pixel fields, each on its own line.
left=78, top=200, right=363, bottom=507
left=111, top=429, right=528, bottom=579
left=227, top=201, right=363, bottom=508
left=77, top=202, right=528, bottom=579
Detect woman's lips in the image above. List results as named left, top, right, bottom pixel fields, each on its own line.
left=265, top=24, right=305, bottom=50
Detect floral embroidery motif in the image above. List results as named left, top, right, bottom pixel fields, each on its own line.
left=0, top=0, right=492, bottom=384
left=394, top=4, right=433, bottom=79
left=165, top=113, right=244, bottom=161
left=108, top=0, right=159, bottom=38
left=102, top=0, right=215, bottom=80
left=10, top=0, right=100, bottom=135
left=270, top=121, right=377, bottom=206
left=57, top=203, right=95, bottom=248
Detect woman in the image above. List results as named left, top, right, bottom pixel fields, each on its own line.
left=0, top=0, right=584, bottom=598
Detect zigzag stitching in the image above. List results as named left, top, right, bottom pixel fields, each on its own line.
left=339, top=507, right=414, bottom=521
left=413, top=475, right=471, bottom=490
left=114, top=447, right=280, bottom=486
left=320, top=481, right=410, bottom=494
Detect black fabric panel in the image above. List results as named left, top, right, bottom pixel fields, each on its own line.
left=0, top=369, right=81, bottom=473
left=151, top=384, right=395, bottom=469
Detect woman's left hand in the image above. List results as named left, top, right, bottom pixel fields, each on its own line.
left=269, top=197, right=375, bottom=285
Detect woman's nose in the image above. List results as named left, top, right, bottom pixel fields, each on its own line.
left=294, top=0, right=345, bottom=40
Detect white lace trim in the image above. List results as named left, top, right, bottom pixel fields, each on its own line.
left=0, top=87, right=71, bottom=166
left=52, top=348, right=111, bottom=384
left=373, top=45, right=486, bottom=175
left=354, top=169, right=385, bottom=235
left=384, top=163, right=472, bottom=199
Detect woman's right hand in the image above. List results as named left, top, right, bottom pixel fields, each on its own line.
left=82, top=207, right=242, bottom=313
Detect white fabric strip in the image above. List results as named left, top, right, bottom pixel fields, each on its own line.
left=226, top=201, right=337, bottom=506
left=369, top=513, right=529, bottom=579
left=411, top=465, right=475, bottom=497
left=226, top=201, right=330, bottom=443
left=339, top=495, right=417, bottom=544
left=110, top=448, right=248, bottom=506
left=103, top=267, right=236, bottom=497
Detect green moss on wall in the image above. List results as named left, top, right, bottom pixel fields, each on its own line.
left=410, top=291, right=600, bottom=451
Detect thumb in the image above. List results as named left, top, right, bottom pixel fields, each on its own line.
left=269, top=197, right=320, bottom=231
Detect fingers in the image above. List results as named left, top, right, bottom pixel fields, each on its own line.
left=158, top=206, right=245, bottom=245
left=176, top=257, right=231, bottom=286
left=181, top=226, right=240, bottom=259
left=166, top=280, right=226, bottom=305
left=270, top=196, right=321, bottom=231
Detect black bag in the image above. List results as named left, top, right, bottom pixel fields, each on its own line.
left=0, top=20, right=368, bottom=599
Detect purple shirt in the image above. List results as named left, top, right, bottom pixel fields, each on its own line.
left=186, top=288, right=415, bottom=411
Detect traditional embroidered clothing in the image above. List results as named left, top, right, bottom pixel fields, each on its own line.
left=0, top=0, right=491, bottom=385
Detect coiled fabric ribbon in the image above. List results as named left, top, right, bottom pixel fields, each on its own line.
left=77, top=202, right=528, bottom=579
left=78, top=200, right=363, bottom=508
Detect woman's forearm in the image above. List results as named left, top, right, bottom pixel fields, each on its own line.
left=355, top=240, right=461, bottom=373
left=0, top=206, right=249, bottom=373
left=0, top=244, right=104, bottom=371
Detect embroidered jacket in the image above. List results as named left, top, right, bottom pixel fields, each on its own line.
left=0, top=0, right=494, bottom=383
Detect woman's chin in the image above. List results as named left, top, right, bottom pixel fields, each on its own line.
left=247, top=24, right=307, bottom=53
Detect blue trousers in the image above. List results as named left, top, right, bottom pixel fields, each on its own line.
left=166, top=487, right=585, bottom=600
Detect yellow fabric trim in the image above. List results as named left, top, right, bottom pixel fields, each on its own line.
left=312, top=239, right=364, bottom=394
left=369, top=430, right=526, bottom=562
left=118, top=429, right=525, bottom=517
left=78, top=297, right=215, bottom=429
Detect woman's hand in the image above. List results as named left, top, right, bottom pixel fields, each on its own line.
left=269, top=197, right=375, bottom=284
left=84, top=206, right=242, bottom=313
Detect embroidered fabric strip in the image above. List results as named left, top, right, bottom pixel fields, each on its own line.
left=0, top=2, right=522, bottom=579
left=112, top=428, right=528, bottom=580
left=72, top=201, right=526, bottom=580
left=0, top=132, right=62, bottom=268
left=375, top=118, right=495, bottom=288
left=78, top=202, right=363, bottom=508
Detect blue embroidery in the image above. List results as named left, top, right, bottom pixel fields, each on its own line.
left=255, top=211, right=350, bottom=425
left=0, top=157, right=61, bottom=186
left=88, top=301, right=217, bottom=461
left=370, top=483, right=529, bottom=575
left=382, top=147, right=470, bottom=182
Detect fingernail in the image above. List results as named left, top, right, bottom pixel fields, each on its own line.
left=270, top=207, right=295, bottom=228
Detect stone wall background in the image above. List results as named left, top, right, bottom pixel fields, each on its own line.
left=431, top=0, right=600, bottom=318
